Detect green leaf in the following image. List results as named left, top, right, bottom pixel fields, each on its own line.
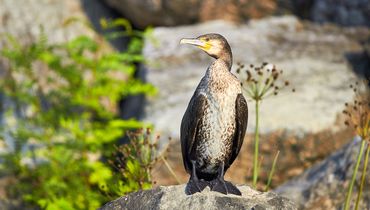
left=67, top=36, right=98, bottom=54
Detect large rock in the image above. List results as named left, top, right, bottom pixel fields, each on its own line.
left=104, top=0, right=277, bottom=28
left=275, top=137, right=370, bottom=210
left=0, top=0, right=95, bottom=46
left=103, top=0, right=370, bottom=29
left=100, top=184, right=297, bottom=210
left=310, top=0, right=370, bottom=27
left=142, top=16, right=369, bottom=139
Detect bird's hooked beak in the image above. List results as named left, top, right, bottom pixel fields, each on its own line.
left=180, top=38, right=211, bottom=51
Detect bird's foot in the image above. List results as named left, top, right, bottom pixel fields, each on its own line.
left=185, top=178, right=209, bottom=195
left=210, top=178, right=241, bottom=196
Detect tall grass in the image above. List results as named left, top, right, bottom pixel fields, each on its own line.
left=342, top=79, right=370, bottom=210
left=265, top=150, right=280, bottom=191
left=355, top=143, right=370, bottom=210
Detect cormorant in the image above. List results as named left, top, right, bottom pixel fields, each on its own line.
left=180, top=34, right=248, bottom=195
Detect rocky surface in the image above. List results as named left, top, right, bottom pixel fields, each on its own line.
left=100, top=184, right=297, bottom=210
left=102, top=0, right=370, bottom=28
left=142, top=16, right=369, bottom=139
left=104, top=0, right=277, bottom=28
left=275, top=137, right=370, bottom=210
left=0, top=0, right=95, bottom=46
left=310, top=0, right=370, bottom=27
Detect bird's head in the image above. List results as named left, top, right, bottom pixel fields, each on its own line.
left=180, top=33, right=232, bottom=61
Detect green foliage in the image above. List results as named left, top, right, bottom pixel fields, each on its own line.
left=0, top=21, right=156, bottom=210
left=108, top=129, right=164, bottom=195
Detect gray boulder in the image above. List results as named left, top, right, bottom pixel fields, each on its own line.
left=0, top=0, right=95, bottom=46
left=275, top=137, right=370, bottom=210
left=310, top=0, right=370, bottom=27
left=142, top=16, right=369, bottom=139
left=100, top=184, right=297, bottom=210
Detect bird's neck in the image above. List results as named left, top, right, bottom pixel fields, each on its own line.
left=206, top=59, right=232, bottom=79
left=218, top=52, right=232, bottom=71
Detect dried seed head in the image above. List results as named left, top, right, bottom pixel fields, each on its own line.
left=265, top=78, right=270, bottom=85
left=246, top=70, right=252, bottom=81
left=273, top=74, right=278, bottom=80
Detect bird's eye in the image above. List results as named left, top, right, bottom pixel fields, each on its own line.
left=204, top=38, right=210, bottom=42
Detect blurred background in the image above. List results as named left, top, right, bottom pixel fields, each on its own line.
left=0, top=0, right=369, bottom=209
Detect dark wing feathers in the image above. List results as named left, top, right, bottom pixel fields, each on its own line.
left=228, top=93, right=248, bottom=167
left=181, top=93, right=247, bottom=172
left=180, top=93, right=208, bottom=173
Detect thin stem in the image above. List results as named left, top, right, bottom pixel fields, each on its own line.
left=260, top=74, right=274, bottom=97
left=344, top=140, right=366, bottom=210
left=265, top=150, right=280, bottom=192
left=257, top=155, right=264, bottom=181
left=355, top=143, right=370, bottom=210
left=161, top=156, right=181, bottom=184
left=253, top=100, right=260, bottom=188
left=242, top=85, right=255, bottom=99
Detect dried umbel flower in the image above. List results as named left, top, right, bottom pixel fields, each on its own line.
left=235, top=62, right=295, bottom=101
left=109, top=128, right=164, bottom=188
left=343, top=78, right=370, bottom=142
left=235, top=62, right=295, bottom=188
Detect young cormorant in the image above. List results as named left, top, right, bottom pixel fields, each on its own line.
left=180, top=34, right=248, bottom=195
